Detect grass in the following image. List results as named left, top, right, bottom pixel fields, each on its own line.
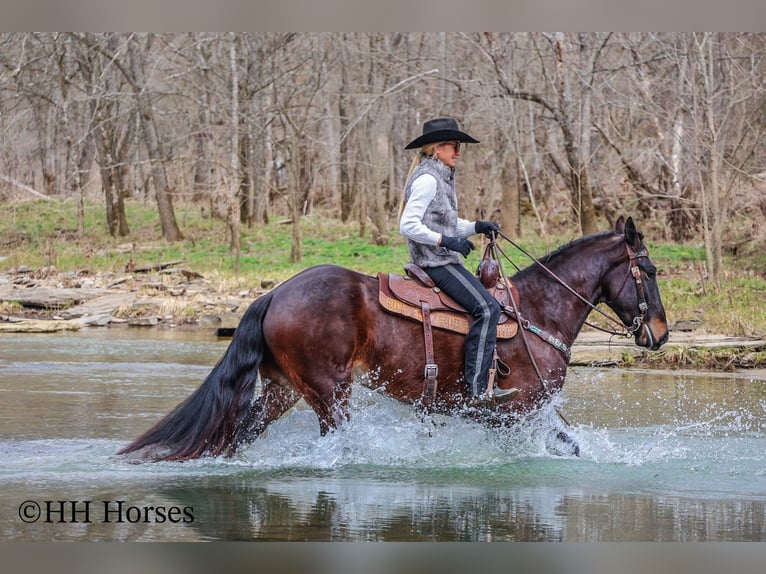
left=633, top=345, right=766, bottom=370
left=2, top=198, right=765, bottom=337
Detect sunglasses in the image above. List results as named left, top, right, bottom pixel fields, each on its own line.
left=441, top=141, right=461, bottom=152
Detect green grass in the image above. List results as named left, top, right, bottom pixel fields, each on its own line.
left=0, top=199, right=415, bottom=283
left=2, top=198, right=765, bottom=337
left=658, top=276, right=766, bottom=336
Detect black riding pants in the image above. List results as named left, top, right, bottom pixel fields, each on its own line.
left=424, top=263, right=501, bottom=397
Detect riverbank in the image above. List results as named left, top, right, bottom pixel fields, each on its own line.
left=0, top=263, right=257, bottom=331
left=2, top=264, right=765, bottom=371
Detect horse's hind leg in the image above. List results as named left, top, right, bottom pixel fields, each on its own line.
left=233, top=377, right=300, bottom=448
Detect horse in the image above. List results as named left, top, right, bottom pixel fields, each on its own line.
left=118, top=215, right=669, bottom=462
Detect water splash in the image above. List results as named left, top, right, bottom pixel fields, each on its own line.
left=1, top=373, right=764, bottom=495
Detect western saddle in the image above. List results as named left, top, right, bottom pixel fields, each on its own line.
left=377, top=258, right=519, bottom=406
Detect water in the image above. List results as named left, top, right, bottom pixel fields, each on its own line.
left=1, top=328, right=765, bottom=541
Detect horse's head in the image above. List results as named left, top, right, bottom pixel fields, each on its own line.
left=602, top=216, right=669, bottom=350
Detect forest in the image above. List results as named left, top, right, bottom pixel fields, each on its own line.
left=1, top=32, right=765, bottom=282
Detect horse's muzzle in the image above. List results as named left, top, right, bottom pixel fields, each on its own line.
left=636, top=320, right=669, bottom=350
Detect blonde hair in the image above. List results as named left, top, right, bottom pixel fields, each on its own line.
left=398, top=143, right=437, bottom=220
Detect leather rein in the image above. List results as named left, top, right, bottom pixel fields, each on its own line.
left=489, top=230, right=650, bottom=394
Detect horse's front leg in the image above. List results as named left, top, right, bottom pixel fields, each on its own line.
left=546, top=428, right=581, bottom=457
left=292, top=377, right=353, bottom=436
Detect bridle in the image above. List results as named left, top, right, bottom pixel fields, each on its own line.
left=489, top=230, right=653, bottom=395
left=604, top=244, right=649, bottom=337
left=493, top=230, right=651, bottom=341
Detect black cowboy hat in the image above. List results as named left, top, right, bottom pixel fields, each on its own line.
left=404, top=117, right=480, bottom=150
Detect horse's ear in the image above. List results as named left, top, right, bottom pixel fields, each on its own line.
left=615, top=215, right=626, bottom=234
left=624, top=216, right=641, bottom=248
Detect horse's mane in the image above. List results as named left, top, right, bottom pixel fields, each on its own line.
left=538, top=230, right=619, bottom=264
left=511, top=230, right=621, bottom=281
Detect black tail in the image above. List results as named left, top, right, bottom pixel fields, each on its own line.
left=117, top=292, right=274, bottom=461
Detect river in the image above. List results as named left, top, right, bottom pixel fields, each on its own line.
left=1, top=328, right=765, bottom=541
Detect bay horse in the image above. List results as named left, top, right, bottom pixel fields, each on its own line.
left=118, top=216, right=668, bottom=462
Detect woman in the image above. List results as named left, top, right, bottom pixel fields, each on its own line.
left=399, top=117, right=517, bottom=408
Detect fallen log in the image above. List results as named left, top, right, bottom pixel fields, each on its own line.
left=0, top=317, right=82, bottom=333
left=130, top=260, right=184, bottom=273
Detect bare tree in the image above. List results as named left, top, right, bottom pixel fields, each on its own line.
left=54, top=33, right=94, bottom=235
left=338, top=33, right=354, bottom=223
left=469, top=33, right=610, bottom=234
left=124, top=33, right=183, bottom=241
left=687, top=33, right=766, bottom=281
left=3, top=32, right=766, bottom=263
left=227, top=32, right=241, bottom=260
left=268, top=33, right=327, bottom=262
left=189, top=33, right=217, bottom=212
left=73, top=33, right=133, bottom=238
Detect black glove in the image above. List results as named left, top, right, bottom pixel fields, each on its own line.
left=440, top=235, right=475, bottom=258
left=475, top=220, right=500, bottom=237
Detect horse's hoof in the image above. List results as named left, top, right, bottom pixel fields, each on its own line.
left=468, top=395, right=494, bottom=409
left=546, top=429, right=581, bottom=457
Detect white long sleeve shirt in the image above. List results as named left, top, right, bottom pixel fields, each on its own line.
left=399, top=173, right=476, bottom=246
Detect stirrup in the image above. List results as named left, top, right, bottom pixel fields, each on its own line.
left=492, top=387, right=519, bottom=403
left=468, top=387, right=519, bottom=408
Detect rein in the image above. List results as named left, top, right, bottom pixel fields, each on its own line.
left=488, top=235, right=551, bottom=393
left=488, top=230, right=651, bottom=395
left=493, top=230, right=649, bottom=339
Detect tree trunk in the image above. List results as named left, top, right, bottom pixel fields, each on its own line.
left=228, top=33, right=242, bottom=259
left=699, top=34, right=723, bottom=281
left=289, top=142, right=304, bottom=263
left=553, top=33, right=598, bottom=234
left=126, top=34, right=183, bottom=241
left=338, top=35, right=354, bottom=223
left=363, top=35, right=389, bottom=246
left=57, top=35, right=86, bottom=236
left=191, top=38, right=215, bottom=210
left=79, top=33, right=130, bottom=238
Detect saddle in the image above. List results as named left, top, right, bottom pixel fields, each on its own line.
left=377, top=254, right=519, bottom=407
left=377, top=264, right=519, bottom=339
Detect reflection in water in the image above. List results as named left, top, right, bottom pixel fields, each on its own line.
left=162, top=479, right=571, bottom=541
left=156, top=474, right=766, bottom=542
left=1, top=330, right=765, bottom=541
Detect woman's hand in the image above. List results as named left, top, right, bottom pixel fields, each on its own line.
left=440, top=236, right=475, bottom=258
left=475, top=221, right=500, bottom=237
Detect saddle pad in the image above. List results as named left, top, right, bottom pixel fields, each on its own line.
left=378, top=273, right=518, bottom=339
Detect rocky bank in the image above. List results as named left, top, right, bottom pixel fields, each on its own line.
left=1, top=263, right=765, bottom=371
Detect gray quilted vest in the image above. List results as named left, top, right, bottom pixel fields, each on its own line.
left=404, top=157, right=462, bottom=268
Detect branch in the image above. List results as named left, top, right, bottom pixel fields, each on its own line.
left=467, top=32, right=558, bottom=118
left=0, top=175, right=56, bottom=200
left=593, top=122, right=660, bottom=197
left=339, top=68, right=439, bottom=144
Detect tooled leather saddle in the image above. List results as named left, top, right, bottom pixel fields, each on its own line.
left=377, top=263, right=519, bottom=339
